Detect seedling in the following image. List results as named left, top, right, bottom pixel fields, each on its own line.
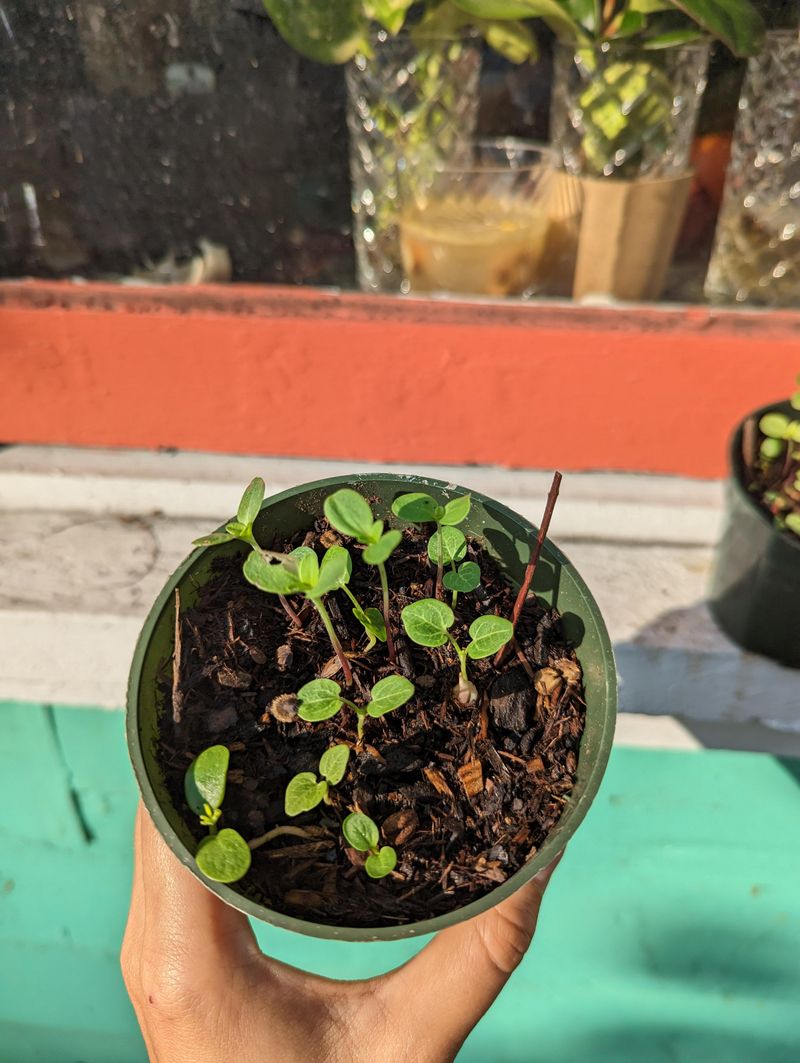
left=185, top=745, right=251, bottom=884
left=392, top=491, right=472, bottom=600
left=401, top=598, right=513, bottom=706
left=295, top=674, right=415, bottom=740
left=758, top=410, right=800, bottom=460
left=323, top=545, right=387, bottom=652
left=754, top=378, right=800, bottom=539
left=284, top=744, right=351, bottom=816
left=243, top=544, right=354, bottom=685
left=342, top=811, right=397, bottom=879
left=324, top=489, right=401, bottom=661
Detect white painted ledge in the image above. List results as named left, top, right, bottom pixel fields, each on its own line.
left=1, top=446, right=797, bottom=751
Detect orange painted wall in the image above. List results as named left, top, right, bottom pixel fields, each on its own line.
left=2, top=282, right=799, bottom=478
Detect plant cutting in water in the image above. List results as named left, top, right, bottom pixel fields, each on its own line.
left=184, top=745, right=252, bottom=884
left=285, top=744, right=352, bottom=816
left=295, top=674, right=416, bottom=740
left=342, top=811, right=397, bottom=879
left=401, top=597, right=513, bottom=705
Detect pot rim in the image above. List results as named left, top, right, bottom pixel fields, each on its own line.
left=127, top=472, right=617, bottom=941
left=729, top=398, right=800, bottom=552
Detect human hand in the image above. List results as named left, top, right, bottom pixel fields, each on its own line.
left=122, top=803, right=560, bottom=1063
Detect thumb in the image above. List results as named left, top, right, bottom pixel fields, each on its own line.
left=381, top=856, right=561, bottom=1061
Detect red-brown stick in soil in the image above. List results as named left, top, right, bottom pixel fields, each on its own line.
left=494, top=470, right=563, bottom=667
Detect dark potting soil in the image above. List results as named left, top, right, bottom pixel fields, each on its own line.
left=157, top=521, right=586, bottom=928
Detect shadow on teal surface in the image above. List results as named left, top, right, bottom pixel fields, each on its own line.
left=2, top=703, right=799, bottom=1063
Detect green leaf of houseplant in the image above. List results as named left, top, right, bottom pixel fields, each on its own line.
left=185, top=745, right=230, bottom=816
left=285, top=772, right=328, bottom=816
left=759, top=412, right=790, bottom=439
left=308, top=547, right=351, bottom=598
left=243, top=551, right=304, bottom=595
left=668, top=0, right=764, bottom=57
left=450, top=0, right=584, bottom=40
left=192, top=531, right=234, bottom=547
left=478, top=19, right=539, bottom=64
left=319, top=744, right=351, bottom=786
left=428, top=526, right=467, bottom=565
left=466, top=615, right=515, bottom=659
left=262, top=0, right=367, bottom=64
left=342, top=811, right=380, bottom=852
left=439, top=494, right=471, bottom=526
left=401, top=598, right=455, bottom=647
left=391, top=492, right=443, bottom=524
left=363, top=530, right=402, bottom=565
left=290, top=546, right=320, bottom=588
left=368, top=675, right=415, bottom=717
left=237, top=477, right=265, bottom=527
left=367, top=0, right=415, bottom=34
left=195, top=829, right=252, bottom=883
left=297, top=678, right=344, bottom=722
left=365, top=845, right=397, bottom=879
left=324, top=488, right=376, bottom=542
left=442, top=560, right=481, bottom=593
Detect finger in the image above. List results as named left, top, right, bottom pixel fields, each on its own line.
left=120, top=805, right=158, bottom=1060
left=381, top=856, right=561, bottom=1060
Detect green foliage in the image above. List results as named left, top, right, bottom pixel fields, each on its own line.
left=442, top=560, right=481, bottom=593
left=363, top=529, right=403, bottom=565
left=367, top=674, right=415, bottom=717
left=401, top=598, right=455, bottom=647
left=195, top=829, right=252, bottom=883
left=193, top=477, right=265, bottom=548
left=760, top=412, right=792, bottom=440
left=185, top=745, right=229, bottom=816
left=366, top=846, right=398, bottom=878
left=760, top=437, right=785, bottom=461
left=466, top=615, right=515, bottom=658
left=284, top=744, right=352, bottom=816
left=297, top=678, right=345, bottom=722
left=342, top=812, right=396, bottom=878
left=295, top=675, right=414, bottom=734
left=319, top=744, right=351, bottom=785
left=352, top=605, right=387, bottom=650
left=786, top=513, right=800, bottom=537
left=324, top=489, right=402, bottom=572
left=392, top=491, right=471, bottom=528
left=428, top=526, right=468, bottom=565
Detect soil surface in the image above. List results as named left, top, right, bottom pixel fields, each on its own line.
left=158, top=520, right=586, bottom=928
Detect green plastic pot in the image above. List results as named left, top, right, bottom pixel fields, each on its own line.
left=127, top=473, right=617, bottom=942
left=710, top=401, right=800, bottom=668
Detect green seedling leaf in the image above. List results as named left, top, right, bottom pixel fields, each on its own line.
left=428, top=526, right=467, bottom=565
left=309, top=546, right=351, bottom=598
left=290, top=546, right=319, bottom=588
left=192, top=531, right=234, bottom=547
left=368, top=675, right=415, bottom=717
left=225, top=521, right=246, bottom=537
left=262, top=0, right=367, bottom=64
left=785, top=513, right=800, bottom=537
left=324, top=489, right=376, bottom=543
left=285, top=772, right=328, bottom=816
left=199, top=803, right=222, bottom=828
left=791, top=391, right=800, bottom=412
left=237, top=477, right=265, bottom=527
left=443, top=561, right=481, bottom=593
left=760, top=437, right=785, bottom=461
left=243, top=551, right=304, bottom=595
left=353, top=605, right=387, bottom=645
left=391, top=492, right=443, bottom=524
left=759, top=412, right=790, bottom=439
left=402, top=598, right=455, bottom=647
left=297, top=678, right=344, bottom=722
left=342, top=811, right=380, bottom=852
left=440, top=494, right=471, bottom=527
left=195, top=829, right=251, bottom=883
left=788, top=421, right=800, bottom=444
left=363, top=530, right=402, bottom=565
left=319, top=744, right=351, bottom=786
left=185, top=745, right=230, bottom=816
left=466, top=615, right=515, bottom=659
left=365, top=845, right=397, bottom=879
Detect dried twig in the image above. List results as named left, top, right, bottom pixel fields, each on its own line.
left=172, top=588, right=184, bottom=724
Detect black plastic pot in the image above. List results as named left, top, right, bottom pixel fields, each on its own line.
left=127, top=473, right=617, bottom=941
left=709, top=400, right=800, bottom=668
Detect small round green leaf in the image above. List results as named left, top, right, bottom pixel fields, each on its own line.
left=439, top=494, right=471, bottom=527
left=760, top=437, right=785, bottom=461
left=442, top=560, right=481, bottom=593
left=791, top=391, right=800, bottom=412
left=368, top=675, right=415, bottom=717
left=297, top=678, right=343, bottom=722
left=785, top=513, right=800, bottom=537
left=787, top=421, right=800, bottom=444
left=225, top=521, right=246, bottom=538
left=243, top=551, right=304, bottom=595
left=322, top=545, right=352, bottom=587
left=428, top=527, right=467, bottom=565
left=759, top=412, right=790, bottom=439
left=353, top=606, right=387, bottom=644
left=284, top=772, right=328, bottom=816
left=237, top=477, right=265, bottom=527
left=319, top=744, right=351, bottom=786
left=309, top=546, right=351, bottom=598
left=290, top=546, right=319, bottom=588
left=401, top=598, right=455, bottom=647
left=195, top=829, right=251, bottom=883
left=342, top=811, right=380, bottom=852
left=365, top=846, right=397, bottom=879
left=185, top=745, right=229, bottom=816
left=391, top=492, right=442, bottom=524
left=324, top=489, right=376, bottom=543
left=363, top=530, right=402, bottom=565
left=466, top=615, right=514, bottom=659
left=192, top=531, right=234, bottom=547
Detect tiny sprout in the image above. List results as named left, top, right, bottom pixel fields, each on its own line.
left=392, top=491, right=471, bottom=599
left=324, top=489, right=401, bottom=662
left=185, top=745, right=251, bottom=884
left=342, top=812, right=397, bottom=879
left=284, top=744, right=351, bottom=816
left=323, top=545, right=387, bottom=651
left=401, top=599, right=513, bottom=706
left=295, top=674, right=415, bottom=739
left=192, top=477, right=266, bottom=549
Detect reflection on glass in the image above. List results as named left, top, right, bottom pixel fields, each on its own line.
left=399, top=140, right=555, bottom=297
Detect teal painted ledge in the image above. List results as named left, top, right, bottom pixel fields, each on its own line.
left=1, top=702, right=799, bottom=1063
